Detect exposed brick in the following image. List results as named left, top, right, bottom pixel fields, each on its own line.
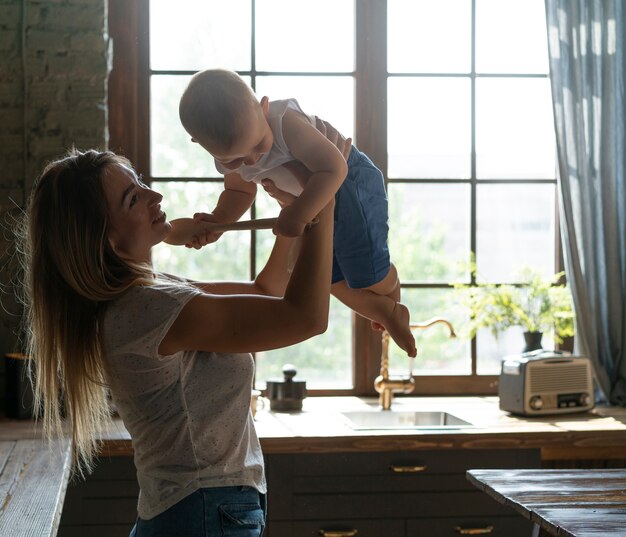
left=39, top=5, right=104, bottom=30
left=68, top=51, right=108, bottom=77
left=28, top=133, right=66, bottom=158
left=69, top=31, right=106, bottom=53
left=44, top=50, right=108, bottom=78
left=0, top=28, right=18, bottom=52
left=28, top=79, right=66, bottom=103
left=0, top=134, right=22, bottom=153
left=0, top=108, right=23, bottom=131
left=25, top=3, right=45, bottom=26
left=0, top=0, right=108, bottom=372
left=27, top=28, right=69, bottom=52
left=0, top=4, right=21, bottom=29
left=67, top=78, right=105, bottom=107
left=67, top=0, right=104, bottom=6
left=0, top=82, right=22, bottom=107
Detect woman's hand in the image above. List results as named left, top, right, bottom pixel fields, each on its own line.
left=315, top=117, right=352, bottom=161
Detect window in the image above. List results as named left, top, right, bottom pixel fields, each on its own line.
left=108, top=0, right=558, bottom=395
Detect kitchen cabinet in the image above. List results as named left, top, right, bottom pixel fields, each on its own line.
left=57, top=457, right=138, bottom=537
left=264, top=448, right=540, bottom=536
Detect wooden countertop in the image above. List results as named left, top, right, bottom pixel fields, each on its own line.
left=0, top=439, right=70, bottom=537
left=467, top=468, right=626, bottom=536
left=2, top=396, right=625, bottom=460
left=97, top=396, right=626, bottom=460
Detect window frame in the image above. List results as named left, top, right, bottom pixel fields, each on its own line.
left=108, top=0, right=563, bottom=397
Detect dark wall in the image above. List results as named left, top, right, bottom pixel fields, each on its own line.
left=0, top=0, right=109, bottom=406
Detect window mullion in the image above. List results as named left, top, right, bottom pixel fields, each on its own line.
left=354, top=0, right=388, bottom=395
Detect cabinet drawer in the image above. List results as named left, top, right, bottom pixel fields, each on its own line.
left=285, top=449, right=540, bottom=477
left=407, top=515, right=533, bottom=537
left=277, top=491, right=518, bottom=521
left=268, top=518, right=404, bottom=537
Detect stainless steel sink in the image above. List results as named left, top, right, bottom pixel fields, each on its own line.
left=341, top=410, right=473, bottom=430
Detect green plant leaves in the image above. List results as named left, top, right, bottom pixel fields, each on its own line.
left=454, top=267, right=575, bottom=343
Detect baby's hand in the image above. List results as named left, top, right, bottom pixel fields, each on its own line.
left=190, top=212, right=225, bottom=248
left=164, top=216, right=223, bottom=249
left=274, top=205, right=308, bottom=237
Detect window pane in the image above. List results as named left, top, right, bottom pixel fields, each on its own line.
left=150, top=0, right=251, bottom=71
left=476, top=78, right=556, bottom=179
left=388, top=184, right=470, bottom=282
left=254, top=188, right=284, bottom=265
left=388, top=0, right=471, bottom=73
left=389, top=289, right=470, bottom=375
left=476, top=0, right=549, bottom=74
left=476, top=326, right=525, bottom=375
left=152, top=181, right=251, bottom=281
left=476, top=183, right=556, bottom=281
left=255, top=76, right=354, bottom=139
left=252, top=192, right=352, bottom=390
left=256, top=0, right=354, bottom=72
left=254, top=297, right=352, bottom=389
left=151, top=75, right=250, bottom=177
left=151, top=75, right=218, bottom=177
left=388, top=77, right=471, bottom=178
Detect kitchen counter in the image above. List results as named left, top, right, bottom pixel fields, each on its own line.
left=0, top=438, right=70, bottom=537
left=3, top=397, right=626, bottom=462
left=2, top=396, right=624, bottom=535
left=96, top=396, right=626, bottom=461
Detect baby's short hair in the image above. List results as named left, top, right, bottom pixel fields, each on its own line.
left=179, top=69, right=257, bottom=151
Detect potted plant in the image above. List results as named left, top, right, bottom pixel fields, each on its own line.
left=454, top=265, right=575, bottom=352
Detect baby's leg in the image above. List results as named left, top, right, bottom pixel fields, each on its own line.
left=361, top=264, right=401, bottom=332
left=331, top=280, right=416, bottom=357
left=365, top=263, right=401, bottom=302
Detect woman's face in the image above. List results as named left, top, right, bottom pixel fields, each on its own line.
left=103, top=163, right=171, bottom=263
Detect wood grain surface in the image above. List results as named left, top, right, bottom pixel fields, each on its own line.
left=0, top=439, right=71, bottom=536
left=467, top=468, right=626, bottom=536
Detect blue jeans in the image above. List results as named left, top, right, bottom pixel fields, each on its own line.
left=129, top=486, right=266, bottom=537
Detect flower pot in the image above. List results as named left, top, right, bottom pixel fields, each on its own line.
left=523, top=331, right=543, bottom=353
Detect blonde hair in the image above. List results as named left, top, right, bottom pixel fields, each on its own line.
left=19, top=148, right=153, bottom=476
left=179, top=68, right=258, bottom=151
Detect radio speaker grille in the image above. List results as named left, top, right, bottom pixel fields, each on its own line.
left=529, top=364, right=589, bottom=393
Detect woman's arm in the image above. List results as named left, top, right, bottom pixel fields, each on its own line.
left=158, top=197, right=334, bottom=355
left=188, top=233, right=296, bottom=297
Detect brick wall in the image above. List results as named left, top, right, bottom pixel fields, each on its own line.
left=0, top=0, right=109, bottom=406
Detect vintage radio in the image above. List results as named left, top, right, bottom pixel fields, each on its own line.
left=498, top=350, right=594, bottom=416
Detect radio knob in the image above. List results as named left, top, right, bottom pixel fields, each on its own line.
left=579, top=393, right=591, bottom=406
left=529, top=396, right=543, bottom=410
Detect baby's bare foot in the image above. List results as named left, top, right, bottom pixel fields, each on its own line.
left=380, top=302, right=416, bottom=357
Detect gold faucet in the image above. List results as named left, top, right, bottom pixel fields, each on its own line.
left=374, top=317, right=457, bottom=410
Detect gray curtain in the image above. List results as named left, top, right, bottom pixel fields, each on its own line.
left=545, top=0, right=626, bottom=404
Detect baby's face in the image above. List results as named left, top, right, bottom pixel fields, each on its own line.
left=202, top=103, right=273, bottom=171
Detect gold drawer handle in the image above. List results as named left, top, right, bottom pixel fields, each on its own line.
left=389, top=464, right=427, bottom=473
left=318, top=530, right=358, bottom=537
left=455, top=525, right=494, bottom=535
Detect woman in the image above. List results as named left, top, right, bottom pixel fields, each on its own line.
left=21, top=123, right=350, bottom=536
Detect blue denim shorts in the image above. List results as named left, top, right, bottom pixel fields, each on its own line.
left=332, top=146, right=391, bottom=289
left=129, top=486, right=266, bottom=537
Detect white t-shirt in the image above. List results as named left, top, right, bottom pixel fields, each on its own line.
left=215, top=98, right=316, bottom=196
left=102, top=275, right=266, bottom=520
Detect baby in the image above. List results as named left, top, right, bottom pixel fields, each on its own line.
left=173, top=69, right=416, bottom=357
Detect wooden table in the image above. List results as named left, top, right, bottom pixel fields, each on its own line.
left=0, top=439, right=71, bottom=537
left=467, top=468, right=626, bottom=537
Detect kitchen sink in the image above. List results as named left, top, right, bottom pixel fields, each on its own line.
left=341, top=410, right=473, bottom=430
